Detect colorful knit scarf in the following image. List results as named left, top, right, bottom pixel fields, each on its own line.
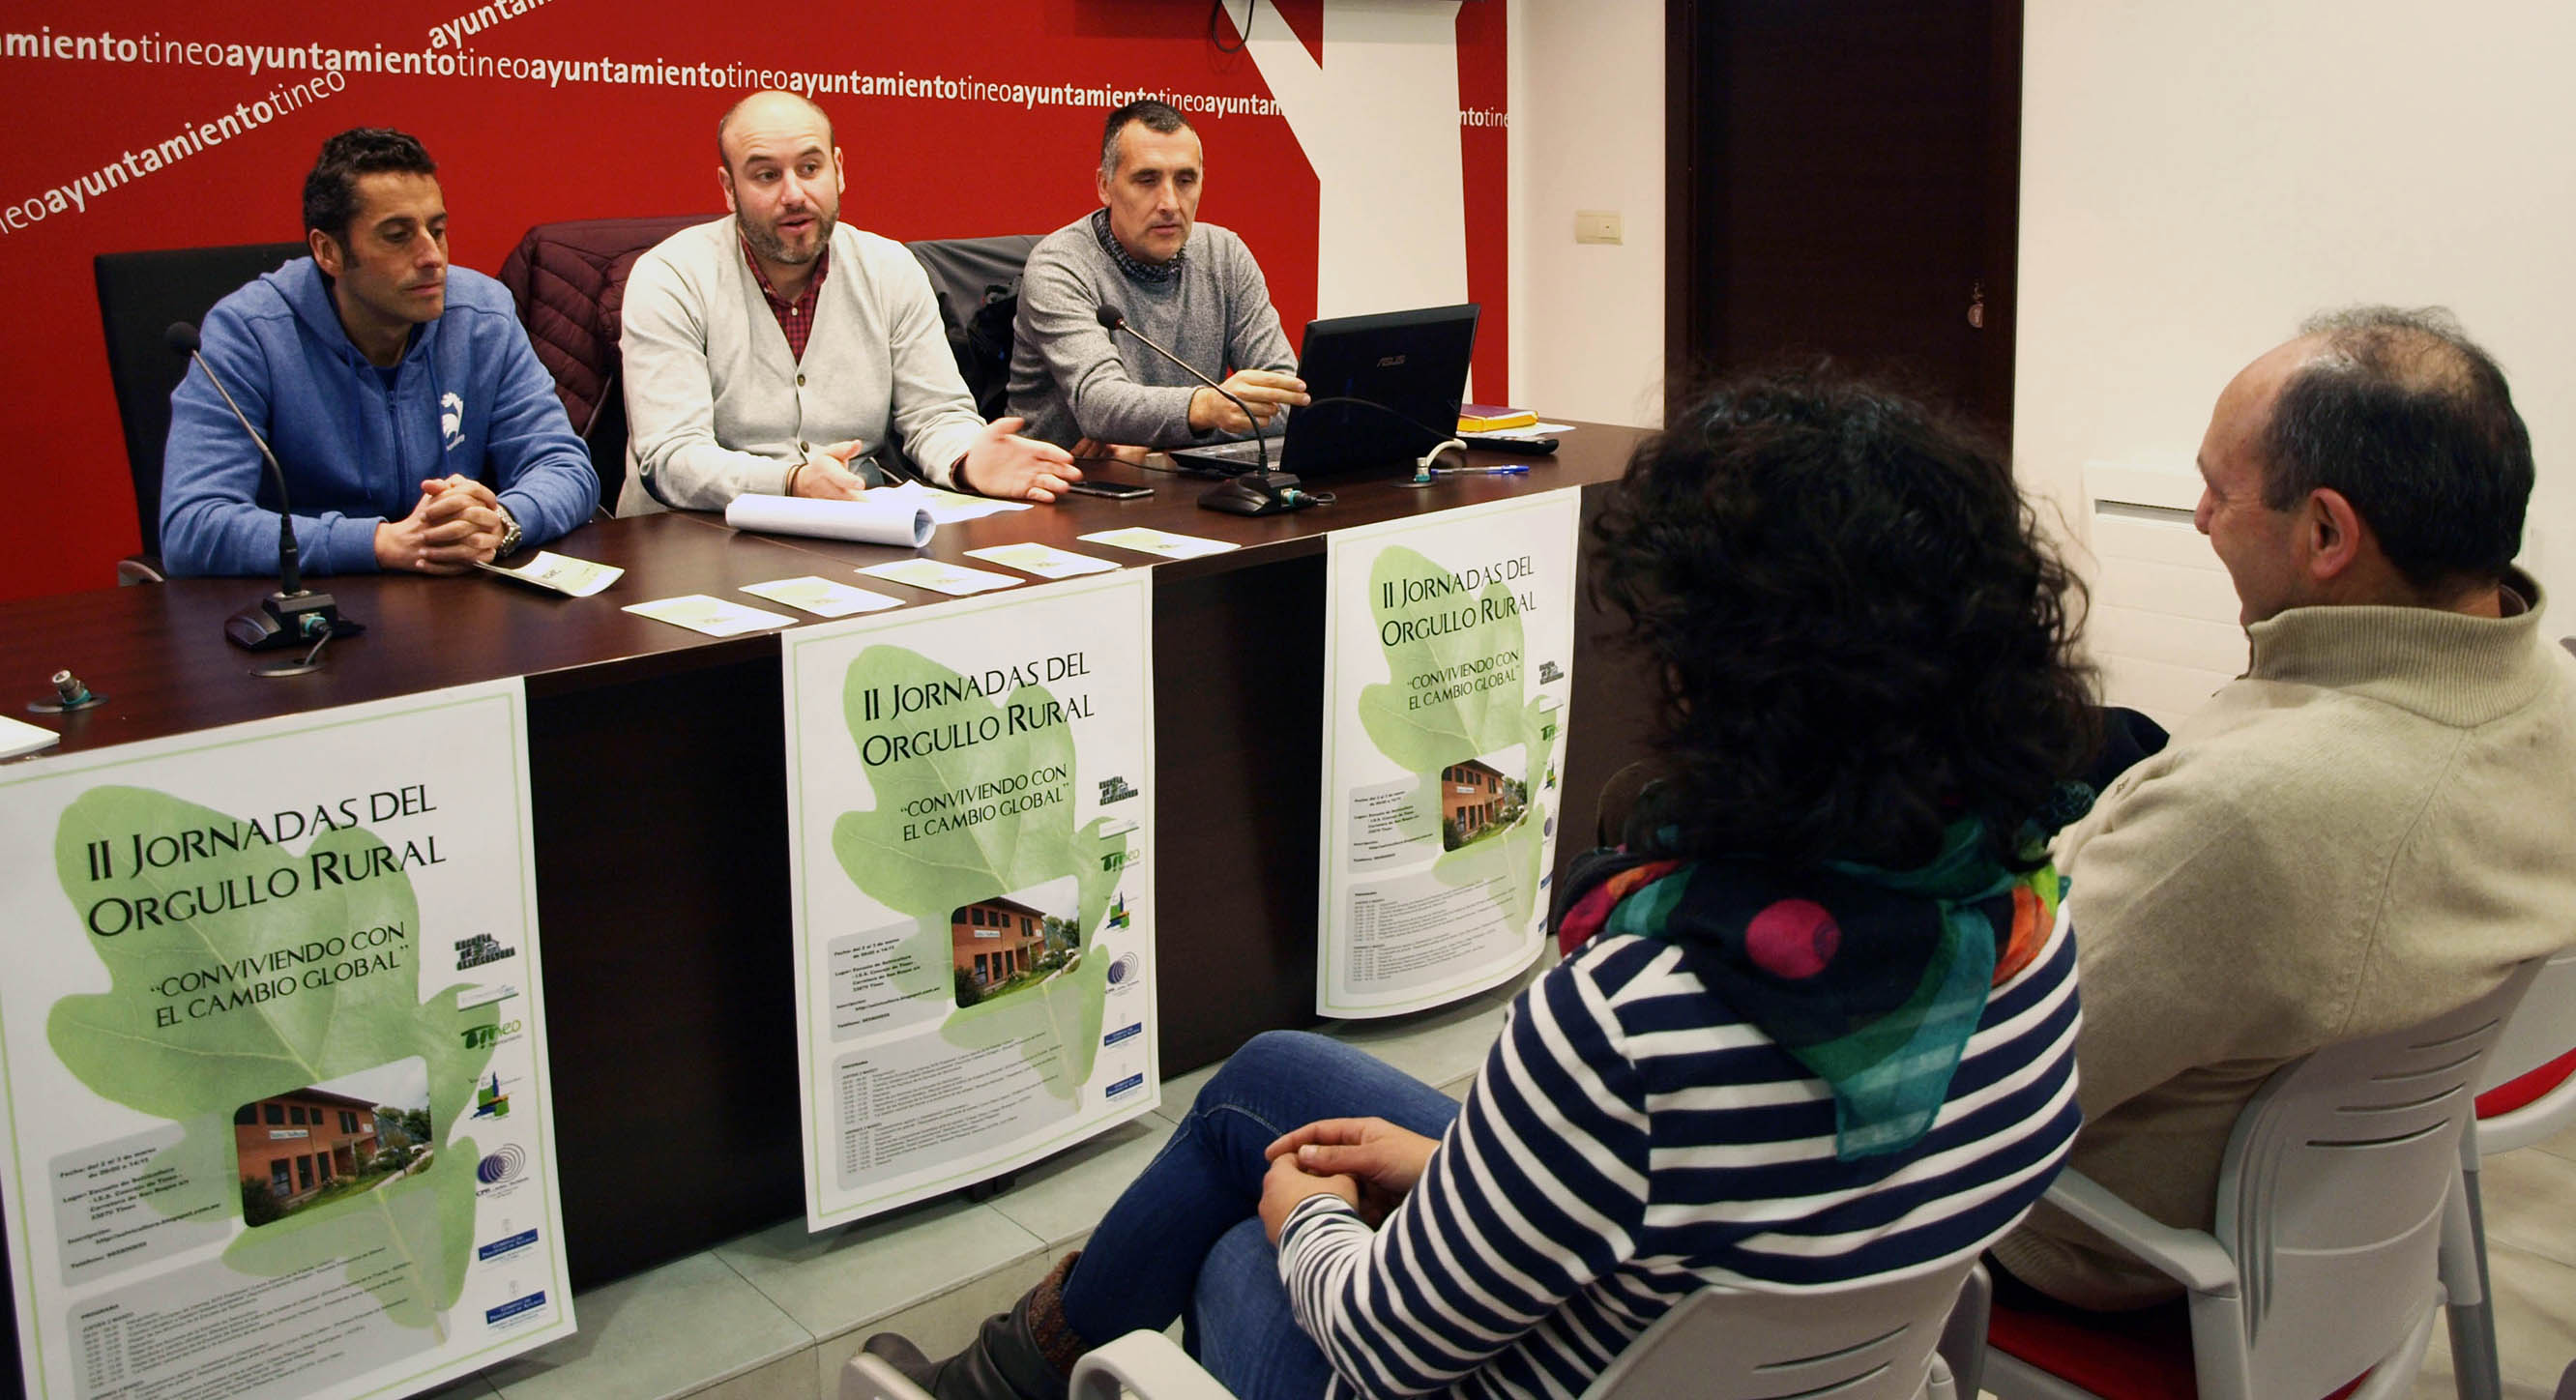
left=1553, top=807, right=2077, bottom=1160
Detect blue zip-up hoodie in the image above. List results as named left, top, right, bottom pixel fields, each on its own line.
left=160, top=256, right=598, bottom=577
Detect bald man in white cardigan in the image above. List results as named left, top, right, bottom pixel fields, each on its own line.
left=619, top=91, right=1076, bottom=513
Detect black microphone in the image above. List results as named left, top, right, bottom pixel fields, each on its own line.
left=167, top=321, right=357, bottom=662
left=1095, top=305, right=1308, bottom=515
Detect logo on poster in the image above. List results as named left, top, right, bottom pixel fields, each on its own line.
left=472, top=1071, right=512, bottom=1119
left=455, top=933, right=516, bottom=969
left=486, top=1291, right=548, bottom=1327
left=459, top=981, right=519, bottom=1010
left=461, top=1020, right=522, bottom=1049
left=1097, top=775, right=1137, bottom=804
left=1106, top=951, right=1142, bottom=991
left=478, top=1144, right=526, bottom=1185
left=478, top=1227, right=540, bottom=1263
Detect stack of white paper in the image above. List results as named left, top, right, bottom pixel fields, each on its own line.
left=725, top=494, right=934, bottom=547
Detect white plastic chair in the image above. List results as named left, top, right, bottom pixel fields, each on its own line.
left=2444, top=946, right=2576, bottom=1400
left=841, top=1257, right=1984, bottom=1400
left=1983, top=960, right=2543, bottom=1400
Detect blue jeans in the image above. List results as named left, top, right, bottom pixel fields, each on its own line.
left=1059, top=1031, right=1464, bottom=1400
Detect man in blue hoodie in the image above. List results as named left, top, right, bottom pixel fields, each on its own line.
left=160, top=128, right=597, bottom=577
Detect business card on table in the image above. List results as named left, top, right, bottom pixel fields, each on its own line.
left=477, top=550, right=625, bottom=597
left=857, top=558, right=1025, bottom=597
left=1076, top=527, right=1242, bottom=561
left=622, top=594, right=798, bottom=636
left=740, top=575, right=904, bottom=618
left=963, top=542, right=1121, bottom=579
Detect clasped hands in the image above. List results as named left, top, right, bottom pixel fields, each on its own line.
left=788, top=418, right=1081, bottom=504
left=1257, top=1117, right=1439, bottom=1246
left=374, top=474, right=509, bottom=574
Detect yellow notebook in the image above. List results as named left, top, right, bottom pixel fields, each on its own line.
left=1457, top=404, right=1538, bottom=433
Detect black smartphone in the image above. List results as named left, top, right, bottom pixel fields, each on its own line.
left=1065, top=481, right=1154, bottom=500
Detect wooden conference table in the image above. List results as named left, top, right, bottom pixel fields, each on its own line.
left=0, top=426, right=1657, bottom=1292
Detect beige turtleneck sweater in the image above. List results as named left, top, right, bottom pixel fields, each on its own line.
left=1993, top=579, right=2576, bottom=1310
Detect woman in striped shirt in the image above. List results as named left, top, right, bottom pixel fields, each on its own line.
left=866, top=369, right=2098, bottom=1400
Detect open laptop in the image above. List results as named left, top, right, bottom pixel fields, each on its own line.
left=1166, top=304, right=1479, bottom=479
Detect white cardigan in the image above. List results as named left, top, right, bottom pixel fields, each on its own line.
left=618, top=217, right=983, bottom=512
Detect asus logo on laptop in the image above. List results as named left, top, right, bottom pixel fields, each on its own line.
left=1376, top=354, right=1407, bottom=367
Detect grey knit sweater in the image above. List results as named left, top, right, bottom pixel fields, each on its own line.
left=1006, top=213, right=1296, bottom=450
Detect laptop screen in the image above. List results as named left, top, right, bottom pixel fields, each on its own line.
left=1279, top=304, right=1480, bottom=478
left=1171, top=304, right=1480, bottom=479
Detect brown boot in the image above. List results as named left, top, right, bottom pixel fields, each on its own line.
left=863, top=1252, right=1087, bottom=1400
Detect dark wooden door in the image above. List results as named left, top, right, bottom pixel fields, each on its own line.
left=1667, top=0, right=2022, bottom=441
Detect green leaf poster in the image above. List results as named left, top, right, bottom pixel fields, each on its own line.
left=0, top=681, right=571, bottom=1400
left=1316, top=493, right=1580, bottom=1016
left=779, top=570, right=1158, bottom=1229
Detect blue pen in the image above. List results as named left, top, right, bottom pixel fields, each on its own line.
left=1437, top=464, right=1529, bottom=477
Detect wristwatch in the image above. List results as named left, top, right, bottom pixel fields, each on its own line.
left=494, top=502, right=524, bottom=558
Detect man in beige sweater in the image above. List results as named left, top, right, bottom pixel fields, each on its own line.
left=1992, top=307, right=2576, bottom=1310
left=620, top=91, right=1077, bottom=513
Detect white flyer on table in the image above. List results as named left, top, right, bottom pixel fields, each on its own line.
left=0, top=681, right=573, bottom=1400
left=742, top=576, right=904, bottom=619
left=1316, top=493, right=1580, bottom=1016
left=1076, top=527, right=1239, bottom=560
left=780, top=570, right=1158, bottom=1228
left=858, top=559, right=1025, bottom=597
left=963, top=543, right=1121, bottom=580
left=622, top=594, right=798, bottom=635
left=475, top=551, right=624, bottom=598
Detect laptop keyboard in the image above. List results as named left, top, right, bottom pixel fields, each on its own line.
left=1185, top=439, right=1265, bottom=463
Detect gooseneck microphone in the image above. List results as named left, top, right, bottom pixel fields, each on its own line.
left=167, top=322, right=358, bottom=671
left=1093, top=304, right=1272, bottom=476
left=1094, top=305, right=1309, bottom=515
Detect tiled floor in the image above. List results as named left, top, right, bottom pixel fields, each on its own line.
left=444, top=956, right=2576, bottom=1400
left=453, top=964, right=1537, bottom=1400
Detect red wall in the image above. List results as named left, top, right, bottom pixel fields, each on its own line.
left=0, top=1, right=1508, bottom=601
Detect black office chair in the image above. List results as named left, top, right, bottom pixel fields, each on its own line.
left=496, top=214, right=713, bottom=515
left=95, top=241, right=309, bottom=583
left=907, top=234, right=1041, bottom=420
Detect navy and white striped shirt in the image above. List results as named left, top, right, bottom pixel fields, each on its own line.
left=1278, top=913, right=2082, bottom=1399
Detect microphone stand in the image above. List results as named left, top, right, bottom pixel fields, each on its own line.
left=1094, top=306, right=1310, bottom=514
left=166, top=322, right=361, bottom=671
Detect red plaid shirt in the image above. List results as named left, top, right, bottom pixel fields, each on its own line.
left=744, top=237, right=829, bottom=362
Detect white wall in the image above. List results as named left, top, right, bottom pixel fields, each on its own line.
left=1246, top=1, right=1470, bottom=320
left=1507, top=0, right=1666, bottom=426
left=2020, top=2, right=2576, bottom=691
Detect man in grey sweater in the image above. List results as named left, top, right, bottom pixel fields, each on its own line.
left=1008, top=101, right=1305, bottom=455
